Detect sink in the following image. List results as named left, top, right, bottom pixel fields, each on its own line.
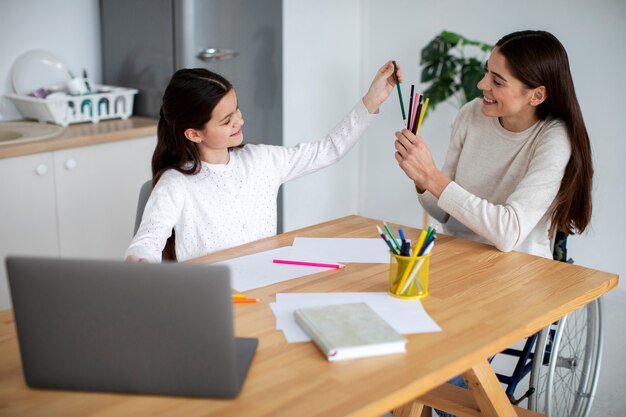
left=0, top=121, right=64, bottom=146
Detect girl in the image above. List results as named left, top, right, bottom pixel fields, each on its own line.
left=126, top=61, right=401, bottom=262
left=394, top=30, right=592, bottom=259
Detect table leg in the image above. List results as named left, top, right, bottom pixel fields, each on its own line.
left=411, top=358, right=547, bottom=416
left=392, top=401, right=426, bottom=417
left=461, top=360, right=517, bottom=417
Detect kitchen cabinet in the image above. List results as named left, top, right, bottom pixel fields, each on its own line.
left=0, top=135, right=155, bottom=309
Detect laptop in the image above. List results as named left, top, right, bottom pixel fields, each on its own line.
left=5, top=256, right=258, bottom=398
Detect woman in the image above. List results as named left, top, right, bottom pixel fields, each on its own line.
left=395, top=30, right=592, bottom=259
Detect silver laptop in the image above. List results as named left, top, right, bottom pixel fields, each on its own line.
left=5, top=256, right=257, bottom=398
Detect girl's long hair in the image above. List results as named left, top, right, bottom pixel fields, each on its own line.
left=496, top=30, right=593, bottom=235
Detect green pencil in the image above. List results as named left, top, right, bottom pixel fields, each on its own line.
left=392, top=61, right=406, bottom=120
left=383, top=222, right=402, bottom=252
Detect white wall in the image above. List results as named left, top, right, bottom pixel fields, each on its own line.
left=0, top=0, right=101, bottom=121
left=358, top=0, right=626, bottom=296
left=281, top=0, right=364, bottom=232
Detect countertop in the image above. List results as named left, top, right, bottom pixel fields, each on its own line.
left=0, top=117, right=157, bottom=160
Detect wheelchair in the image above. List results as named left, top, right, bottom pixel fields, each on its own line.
left=495, top=231, right=605, bottom=417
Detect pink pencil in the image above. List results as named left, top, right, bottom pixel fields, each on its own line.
left=272, top=259, right=345, bottom=269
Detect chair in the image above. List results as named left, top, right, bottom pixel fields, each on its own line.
left=133, top=179, right=177, bottom=261
left=134, top=180, right=153, bottom=235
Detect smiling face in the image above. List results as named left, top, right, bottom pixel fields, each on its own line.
left=477, top=48, right=546, bottom=132
left=184, top=89, right=244, bottom=164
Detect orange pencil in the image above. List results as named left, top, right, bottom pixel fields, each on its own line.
left=232, top=297, right=260, bottom=304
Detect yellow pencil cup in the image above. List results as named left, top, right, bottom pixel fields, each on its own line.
left=389, top=251, right=430, bottom=300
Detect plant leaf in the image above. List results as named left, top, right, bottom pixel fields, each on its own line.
left=421, top=59, right=457, bottom=83
left=440, top=31, right=462, bottom=46
left=420, top=35, right=451, bottom=65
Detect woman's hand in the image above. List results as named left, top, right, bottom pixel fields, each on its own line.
left=394, top=129, right=452, bottom=198
left=362, top=60, right=402, bottom=114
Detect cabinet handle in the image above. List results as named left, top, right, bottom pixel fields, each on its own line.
left=64, top=158, right=78, bottom=170
left=35, top=163, right=48, bottom=176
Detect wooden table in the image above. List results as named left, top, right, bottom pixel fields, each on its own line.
left=0, top=216, right=618, bottom=417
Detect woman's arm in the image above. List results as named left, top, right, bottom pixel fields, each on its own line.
left=437, top=132, right=570, bottom=251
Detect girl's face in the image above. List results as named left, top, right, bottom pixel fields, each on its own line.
left=477, top=48, right=544, bottom=132
left=186, top=89, right=244, bottom=163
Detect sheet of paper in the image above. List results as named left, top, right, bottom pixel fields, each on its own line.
left=292, top=237, right=391, bottom=263
left=270, top=292, right=441, bottom=342
left=212, top=246, right=342, bottom=292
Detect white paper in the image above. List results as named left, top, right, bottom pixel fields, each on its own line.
left=212, top=246, right=342, bottom=292
left=292, top=237, right=391, bottom=263
left=271, top=292, right=441, bottom=342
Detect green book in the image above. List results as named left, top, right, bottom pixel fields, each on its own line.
left=294, top=302, right=407, bottom=362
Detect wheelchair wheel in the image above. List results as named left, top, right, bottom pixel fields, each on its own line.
left=528, top=298, right=604, bottom=417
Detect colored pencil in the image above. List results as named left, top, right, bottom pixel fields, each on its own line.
left=399, top=239, right=435, bottom=295
left=406, top=85, right=415, bottom=130
left=272, top=259, right=345, bottom=269
left=392, top=61, right=406, bottom=120
left=383, top=222, right=402, bottom=252
left=377, top=225, right=399, bottom=255
left=232, top=297, right=261, bottom=304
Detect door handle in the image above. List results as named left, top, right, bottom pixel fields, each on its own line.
left=197, top=48, right=239, bottom=62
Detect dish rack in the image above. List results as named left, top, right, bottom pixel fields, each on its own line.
left=6, top=85, right=138, bottom=127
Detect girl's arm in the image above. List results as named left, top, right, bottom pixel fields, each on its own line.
left=272, top=61, right=399, bottom=183
left=273, top=99, right=375, bottom=183
left=125, top=173, right=185, bottom=262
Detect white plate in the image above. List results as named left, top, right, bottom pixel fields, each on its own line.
left=11, top=50, right=72, bottom=96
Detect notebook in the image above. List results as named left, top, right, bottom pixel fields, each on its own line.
left=294, top=302, right=406, bottom=361
left=5, top=256, right=257, bottom=398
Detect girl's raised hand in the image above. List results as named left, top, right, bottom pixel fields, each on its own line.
left=362, top=60, right=402, bottom=114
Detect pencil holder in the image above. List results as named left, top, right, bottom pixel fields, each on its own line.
left=388, top=250, right=430, bottom=300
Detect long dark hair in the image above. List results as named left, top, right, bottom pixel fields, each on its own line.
left=496, top=30, right=593, bottom=235
left=152, top=68, right=233, bottom=260
left=153, top=68, right=233, bottom=184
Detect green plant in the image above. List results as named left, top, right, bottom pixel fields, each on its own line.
left=420, top=31, right=493, bottom=112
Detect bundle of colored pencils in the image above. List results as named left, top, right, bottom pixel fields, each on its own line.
left=405, top=85, right=429, bottom=135
left=391, top=61, right=429, bottom=134
left=376, top=223, right=437, bottom=258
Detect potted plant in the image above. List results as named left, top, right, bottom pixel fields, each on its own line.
left=420, top=31, right=493, bottom=112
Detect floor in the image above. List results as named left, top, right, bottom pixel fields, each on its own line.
left=384, top=288, right=626, bottom=417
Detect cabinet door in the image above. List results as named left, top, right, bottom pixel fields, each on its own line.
left=54, top=136, right=155, bottom=259
left=0, top=153, right=59, bottom=309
